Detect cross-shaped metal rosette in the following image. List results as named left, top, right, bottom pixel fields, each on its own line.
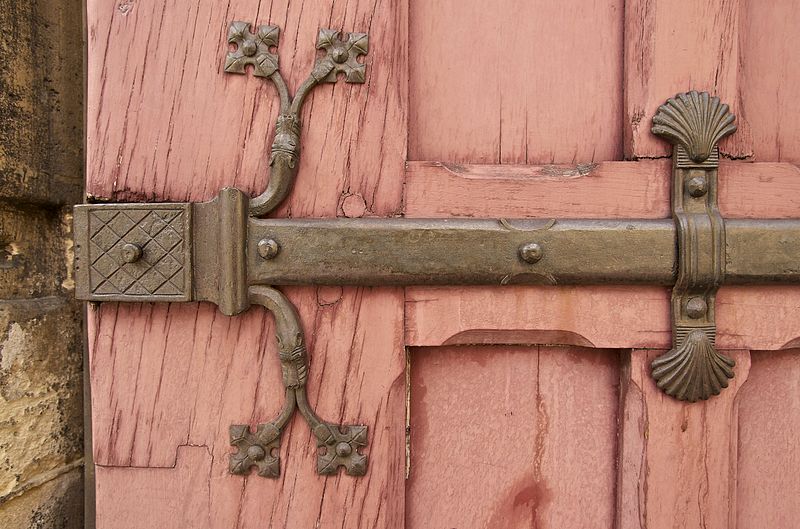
left=312, top=29, right=369, bottom=83
left=225, top=22, right=280, bottom=78
left=229, top=423, right=282, bottom=477
left=313, top=423, right=368, bottom=476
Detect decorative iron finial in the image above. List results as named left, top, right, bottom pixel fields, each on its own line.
left=651, top=90, right=737, bottom=164
left=224, top=22, right=280, bottom=78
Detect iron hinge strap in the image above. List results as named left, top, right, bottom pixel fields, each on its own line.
left=75, top=19, right=798, bottom=479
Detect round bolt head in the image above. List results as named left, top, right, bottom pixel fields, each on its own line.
left=241, top=40, right=258, bottom=57
left=246, top=444, right=266, bottom=461
left=519, top=242, right=543, bottom=264
left=335, top=441, right=352, bottom=457
left=257, top=238, right=280, bottom=260
left=331, top=46, right=349, bottom=64
left=121, top=243, right=143, bottom=263
left=686, top=176, right=708, bottom=198
left=685, top=297, right=708, bottom=319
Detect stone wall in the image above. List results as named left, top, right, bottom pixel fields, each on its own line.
left=0, top=0, right=85, bottom=527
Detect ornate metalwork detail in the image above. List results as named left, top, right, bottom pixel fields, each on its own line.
left=77, top=66, right=800, bottom=479
left=230, top=286, right=368, bottom=478
left=270, top=113, right=301, bottom=169
left=225, top=22, right=280, bottom=78
left=312, top=29, right=369, bottom=83
left=222, top=22, right=369, bottom=217
left=651, top=91, right=737, bottom=164
left=651, top=91, right=737, bottom=402
left=651, top=328, right=736, bottom=402
left=74, top=204, right=192, bottom=302
left=277, top=332, right=308, bottom=389
left=229, top=423, right=281, bottom=477
left=313, top=423, right=369, bottom=476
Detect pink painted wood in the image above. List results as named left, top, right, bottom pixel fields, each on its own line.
left=409, top=0, right=624, bottom=164
left=736, top=349, right=800, bottom=526
left=623, top=0, right=748, bottom=159
left=86, top=0, right=800, bottom=526
left=624, top=0, right=800, bottom=162
left=618, top=349, right=752, bottom=529
left=86, top=0, right=408, bottom=527
left=407, top=345, right=619, bottom=528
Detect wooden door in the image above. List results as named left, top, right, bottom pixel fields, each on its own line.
left=85, top=0, right=800, bottom=527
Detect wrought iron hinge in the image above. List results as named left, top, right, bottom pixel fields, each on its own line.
left=75, top=21, right=800, bottom=479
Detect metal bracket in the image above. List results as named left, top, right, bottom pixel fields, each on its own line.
left=75, top=22, right=800, bottom=480
left=650, top=91, right=737, bottom=402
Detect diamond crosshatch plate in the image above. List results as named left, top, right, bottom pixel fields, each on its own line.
left=74, top=203, right=192, bottom=302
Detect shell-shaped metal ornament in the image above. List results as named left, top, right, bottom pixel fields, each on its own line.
left=651, top=330, right=735, bottom=402
left=651, top=91, right=737, bottom=163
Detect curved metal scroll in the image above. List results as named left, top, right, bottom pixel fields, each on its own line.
left=225, top=23, right=369, bottom=217
left=229, top=286, right=368, bottom=477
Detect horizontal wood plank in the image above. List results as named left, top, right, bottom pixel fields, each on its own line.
left=405, top=286, right=800, bottom=351
left=404, top=160, right=800, bottom=219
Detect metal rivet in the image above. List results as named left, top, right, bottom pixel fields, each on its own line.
left=241, top=40, right=258, bottom=57
left=335, top=442, right=352, bottom=457
left=121, top=243, right=143, bottom=263
left=247, top=445, right=266, bottom=461
left=519, top=242, right=543, bottom=264
left=257, top=238, right=280, bottom=260
left=331, top=46, right=349, bottom=64
left=686, top=297, right=708, bottom=319
left=686, top=176, right=708, bottom=197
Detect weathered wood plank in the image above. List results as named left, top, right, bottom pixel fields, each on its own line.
left=739, top=1, right=800, bottom=163
left=405, top=161, right=800, bottom=219
left=86, top=0, right=408, bottom=527
left=95, top=447, right=212, bottom=529
left=407, top=345, right=618, bottom=528
left=623, top=0, right=748, bottom=159
left=405, top=286, right=800, bottom=351
left=736, top=349, right=800, bottom=527
left=617, top=349, right=752, bottom=529
left=409, top=0, right=624, bottom=164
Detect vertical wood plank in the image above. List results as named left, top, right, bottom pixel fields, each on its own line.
left=617, top=349, right=751, bottom=529
left=86, top=0, right=408, bottom=526
left=738, top=1, right=800, bottom=163
left=736, top=349, right=800, bottom=528
left=409, top=0, right=623, bottom=164
left=623, top=0, right=750, bottom=159
left=407, top=345, right=618, bottom=528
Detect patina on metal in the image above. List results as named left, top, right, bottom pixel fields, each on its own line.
left=650, top=91, right=738, bottom=402
left=229, top=287, right=368, bottom=477
left=224, top=23, right=368, bottom=218
left=75, top=33, right=800, bottom=479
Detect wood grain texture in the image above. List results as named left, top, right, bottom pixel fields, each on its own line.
left=624, top=0, right=748, bottom=159
left=88, top=288, right=406, bottom=528
left=86, top=0, right=408, bottom=527
left=407, top=345, right=618, bottom=529
left=738, top=1, right=800, bottom=163
left=406, top=285, right=800, bottom=351
left=617, top=349, right=752, bottom=529
left=736, top=349, right=800, bottom=528
left=405, top=160, right=800, bottom=219
left=95, top=447, right=212, bottom=529
left=405, top=159, right=800, bottom=352
left=409, top=0, right=623, bottom=164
